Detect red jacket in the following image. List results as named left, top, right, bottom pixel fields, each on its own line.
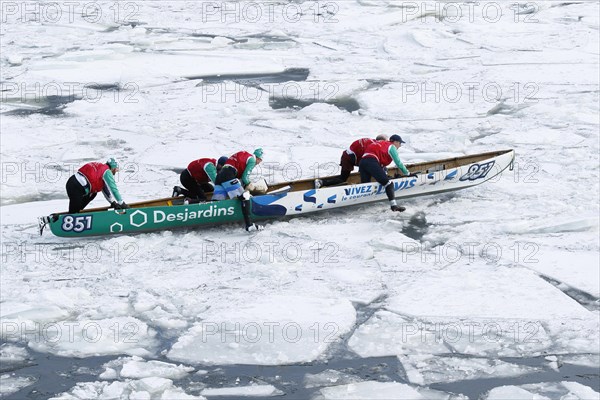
left=363, top=141, right=394, bottom=167
left=348, top=138, right=376, bottom=162
left=78, top=162, right=110, bottom=193
left=225, top=151, right=253, bottom=179
left=187, top=158, right=216, bottom=182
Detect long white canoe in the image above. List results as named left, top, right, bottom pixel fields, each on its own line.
left=42, top=149, right=514, bottom=237
left=251, top=149, right=515, bottom=218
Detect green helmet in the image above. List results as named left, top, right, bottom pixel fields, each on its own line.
left=253, top=148, right=264, bottom=159
left=107, top=158, right=119, bottom=169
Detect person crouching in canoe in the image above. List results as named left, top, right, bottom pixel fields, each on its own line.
left=213, top=148, right=264, bottom=232
left=359, top=135, right=412, bottom=212
left=173, top=156, right=228, bottom=202
left=315, top=134, right=388, bottom=188
left=66, top=158, right=128, bottom=213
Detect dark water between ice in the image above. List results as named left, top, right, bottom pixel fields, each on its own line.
left=3, top=343, right=599, bottom=399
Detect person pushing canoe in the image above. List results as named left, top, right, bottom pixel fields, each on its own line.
left=359, top=134, right=413, bottom=212
left=173, top=156, right=228, bottom=202
left=315, top=134, right=388, bottom=188
left=213, top=148, right=264, bottom=231
left=66, top=158, right=128, bottom=213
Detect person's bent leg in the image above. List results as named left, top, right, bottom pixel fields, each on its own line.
left=369, top=163, right=405, bottom=212
left=238, top=193, right=252, bottom=228
left=359, top=158, right=378, bottom=183
left=319, top=152, right=355, bottom=187
left=66, top=175, right=87, bottom=213
left=81, top=192, right=97, bottom=210
left=180, top=169, right=204, bottom=199
left=200, top=183, right=214, bottom=193
left=223, top=178, right=258, bottom=230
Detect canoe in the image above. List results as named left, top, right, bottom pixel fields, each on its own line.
left=39, top=149, right=515, bottom=237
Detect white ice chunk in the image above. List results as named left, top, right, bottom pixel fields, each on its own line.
left=27, top=317, right=158, bottom=358
left=315, top=381, right=465, bottom=400
left=348, top=310, right=559, bottom=358
left=168, top=296, right=355, bottom=365
left=386, top=266, right=592, bottom=320
left=520, top=249, right=600, bottom=297
left=304, top=370, right=363, bottom=389
left=484, top=381, right=600, bottom=400
left=99, top=356, right=194, bottom=380
left=50, top=378, right=206, bottom=400
left=0, top=343, right=28, bottom=363
left=399, top=354, right=539, bottom=385
left=201, top=384, right=284, bottom=397
left=0, top=374, right=36, bottom=396
left=560, top=354, right=600, bottom=368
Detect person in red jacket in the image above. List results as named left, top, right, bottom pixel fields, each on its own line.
left=315, top=134, right=388, bottom=188
left=173, top=156, right=228, bottom=202
left=359, top=135, right=413, bottom=212
left=213, top=148, right=264, bottom=231
left=66, top=158, right=128, bottom=213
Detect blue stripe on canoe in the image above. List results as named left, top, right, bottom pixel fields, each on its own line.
left=251, top=193, right=289, bottom=216
left=304, top=190, right=317, bottom=203
left=445, top=170, right=458, bottom=180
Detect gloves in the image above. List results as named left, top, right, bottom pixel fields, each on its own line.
left=394, top=172, right=418, bottom=179
left=111, top=201, right=130, bottom=210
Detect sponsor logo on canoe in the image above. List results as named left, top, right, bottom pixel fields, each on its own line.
left=153, top=206, right=235, bottom=224
left=344, top=185, right=373, bottom=196
left=122, top=205, right=236, bottom=228
left=341, top=179, right=417, bottom=201
left=459, top=161, right=495, bottom=181
left=376, top=179, right=417, bottom=195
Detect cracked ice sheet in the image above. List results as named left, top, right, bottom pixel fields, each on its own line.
left=314, top=381, right=467, bottom=400
left=0, top=374, right=36, bottom=396
left=50, top=377, right=206, bottom=400
left=167, top=295, right=355, bottom=365
left=348, top=265, right=599, bottom=358
left=484, top=381, right=600, bottom=400
left=560, top=354, right=600, bottom=369
left=399, top=355, right=539, bottom=385
left=201, top=385, right=284, bottom=397
left=519, top=247, right=600, bottom=298
left=1, top=297, right=159, bottom=358
left=99, top=356, right=194, bottom=380
left=385, top=265, right=592, bottom=320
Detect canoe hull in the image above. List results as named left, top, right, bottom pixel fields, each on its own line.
left=47, top=150, right=514, bottom=237
left=251, top=149, right=514, bottom=217
left=49, top=200, right=244, bottom=237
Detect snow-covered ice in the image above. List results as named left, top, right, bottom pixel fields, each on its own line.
left=201, top=384, right=283, bottom=397
left=0, top=374, right=36, bottom=396
left=50, top=377, right=206, bottom=400
left=1, top=0, right=598, bottom=398
left=167, top=295, right=355, bottom=365
left=484, top=381, right=600, bottom=400
left=99, top=356, right=194, bottom=380
left=315, top=381, right=466, bottom=400
left=399, top=355, right=539, bottom=385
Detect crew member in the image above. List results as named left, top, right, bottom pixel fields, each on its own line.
left=213, top=148, right=264, bottom=231
left=173, top=156, right=228, bottom=202
left=315, top=134, right=388, bottom=188
left=66, top=158, right=128, bottom=213
left=359, top=135, right=412, bottom=212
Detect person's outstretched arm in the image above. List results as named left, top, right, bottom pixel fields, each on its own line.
left=388, top=146, right=409, bottom=175
left=241, top=156, right=256, bottom=186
